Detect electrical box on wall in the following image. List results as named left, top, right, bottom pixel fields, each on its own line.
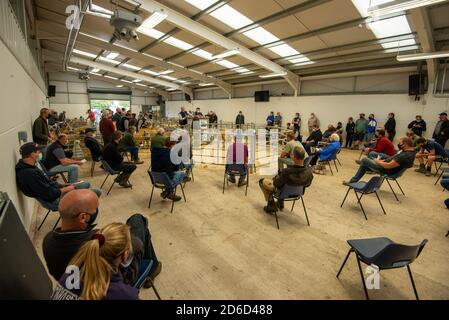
left=18, top=131, right=27, bottom=144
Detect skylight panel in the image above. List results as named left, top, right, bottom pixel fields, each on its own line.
left=137, top=25, right=165, bottom=39
left=161, top=75, right=177, bottom=81
left=270, top=44, right=301, bottom=58
left=216, top=60, right=239, bottom=69
left=73, top=49, right=97, bottom=59
left=193, top=49, right=214, bottom=60
left=122, top=64, right=141, bottom=71
left=98, top=56, right=120, bottom=65
left=142, top=69, right=159, bottom=76
left=243, top=27, right=279, bottom=45
left=164, top=37, right=194, bottom=51
left=289, top=56, right=311, bottom=64
left=210, top=5, right=252, bottom=29
left=185, top=0, right=218, bottom=10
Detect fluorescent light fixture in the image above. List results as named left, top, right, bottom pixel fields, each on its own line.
left=259, top=72, right=287, bottom=78
left=136, top=83, right=148, bottom=87
left=397, top=50, right=449, bottom=61
left=73, top=49, right=97, bottom=58
left=166, top=88, right=177, bottom=91
left=89, top=72, right=102, bottom=76
left=234, top=67, right=251, bottom=73
left=291, top=61, right=316, bottom=67
left=98, top=57, right=121, bottom=65
left=132, top=79, right=142, bottom=83
left=122, top=64, right=141, bottom=71
left=211, top=49, right=240, bottom=60
left=157, top=70, right=174, bottom=75
left=67, top=67, right=80, bottom=71
left=121, top=80, right=133, bottom=83
left=216, top=60, right=239, bottom=69
left=91, top=68, right=100, bottom=73
left=368, top=0, right=447, bottom=17
left=142, top=69, right=159, bottom=76
left=198, top=83, right=215, bottom=87
left=105, top=52, right=119, bottom=59
left=164, top=37, right=193, bottom=51
left=116, top=85, right=124, bottom=88
left=241, top=71, right=255, bottom=75
left=161, top=75, right=177, bottom=81
left=104, top=75, right=118, bottom=80
left=140, top=10, right=168, bottom=30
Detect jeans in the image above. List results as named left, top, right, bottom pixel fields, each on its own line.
left=441, top=177, right=449, bottom=208
left=73, top=181, right=102, bottom=198
left=124, top=146, right=140, bottom=161
left=226, top=164, right=246, bottom=183
left=49, top=164, right=79, bottom=183
left=367, top=151, right=390, bottom=160
left=166, top=171, right=186, bottom=193
left=350, top=157, right=387, bottom=183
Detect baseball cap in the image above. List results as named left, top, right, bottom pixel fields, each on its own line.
left=85, top=128, right=96, bottom=134
left=439, top=112, right=447, bottom=116
left=19, top=142, right=45, bottom=156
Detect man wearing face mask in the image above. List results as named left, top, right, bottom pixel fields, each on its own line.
left=32, top=108, right=52, bottom=145
left=357, top=129, right=396, bottom=163
left=84, top=128, right=103, bottom=161
left=42, top=189, right=161, bottom=288
left=353, top=113, right=369, bottom=150
left=343, top=137, right=416, bottom=184
left=15, top=142, right=101, bottom=208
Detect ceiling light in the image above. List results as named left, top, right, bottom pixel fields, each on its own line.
left=91, top=68, right=100, bottom=73
left=161, top=75, right=177, bottom=81
left=142, top=69, right=159, bottom=76
left=166, top=88, right=177, bottom=91
left=133, top=79, right=142, bottom=83
left=396, top=50, right=449, bottom=61
left=211, top=49, right=240, bottom=60
left=73, top=49, right=97, bottom=58
left=104, top=75, right=118, bottom=80
left=122, top=64, right=141, bottom=71
left=259, top=72, right=287, bottom=78
left=105, top=52, right=119, bottom=59
left=89, top=72, right=102, bottom=76
left=241, top=71, right=255, bottom=75
left=67, top=67, right=80, bottom=71
left=198, top=83, right=214, bottom=87
left=140, top=10, right=168, bottom=29
left=116, top=85, right=124, bottom=88
left=368, top=0, right=447, bottom=17
left=157, top=70, right=174, bottom=75
left=121, top=80, right=133, bottom=83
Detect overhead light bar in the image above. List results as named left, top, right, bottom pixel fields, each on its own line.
left=141, top=10, right=168, bottom=29
left=105, top=52, right=120, bottom=59
left=368, top=0, right=447, bottom=17
left=91, top=68, right=100, bottom=73
left=116, top=85, right=124, bottom=88
left=259, top=72, right=287, bottom=78
left=157, top=70, right=174, bottom=75
left=198, top=83, right=215, bottom=87
left=211, top=48, right=240, bottom=60
left=397, top=50, right=449, bottom=61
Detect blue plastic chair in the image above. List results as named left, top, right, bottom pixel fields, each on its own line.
left=38, top=160, right=68, bottom=183
left=148, top=171, right=186, bottom=213
left=380, top=169, right=407, bottom=202
left=133, top=259, right=161, bottom=300
left=223, top=164, right=249, bottom=196
left=341, top=176, right=386, bottom=220
left=319, top=150, right=339, bottom=175
left=36, top=198, right=60, bottom=231
left=100, top=159, right=121, bottom=195
left=272, top=185, right=309, bottom=229
left=336, top=237, right=428, bottom=300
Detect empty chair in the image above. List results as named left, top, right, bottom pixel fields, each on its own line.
left=336, top=237, right=428, bottom=300
left=133, top=259, right=161, bottom=300
left=271, top=185, right=309, bottom=229
left=381, top=168, right=407, bottom=202
left=148, top=171, right=186, bottom=213
left=36, top=199, right=60, bottom=231
left=100, top=159, right=121, bottom=196
left=223, top=164, right=249, bottom=196
left=38, top=160, right=67, bottom=183
left=341, top=176, right=386, bottom=220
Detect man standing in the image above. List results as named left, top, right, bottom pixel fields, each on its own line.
left=235, top=111, right=245, bottom=127
left=365, top=114, right=377, bottom=142
left=179, top=107, right=189, bottom=127
left=259, top=146, right=313, bottom=213
left=44, top=134, right=84, bottom=183
left=293, top=113, right=301, bottom=140
left=112, top=108, right=123, bottom=127
left=308, top=113, right=319, bottom=135
left=384, top=113, right=396, bottom=141
left=99, top=110, right=115, bottom=144
left=353, top=113, right=369, bottom=150
left=33, top=108, right=51, bottom=145
left=433, top=112, right=449, bottom=148
left=266, top=112, right=275, bottom=126
left=408, top=115, right=426, bottom=137
left=274, top=112, right=282, bottom=127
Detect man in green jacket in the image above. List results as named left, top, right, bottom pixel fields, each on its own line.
left=353, top=113, right=369, bottom=150
left=33, top=108, right=51, bottom=145
left=120, top=126, right=144, bottom=164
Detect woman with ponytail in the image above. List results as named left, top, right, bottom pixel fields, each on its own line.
left=53, top=222, right=139, bottom=300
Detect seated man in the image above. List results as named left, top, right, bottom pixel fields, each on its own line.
left=278, top=132, right=309, bottom=170
left=309, top=134, right=341, bottom=173
left=42, top=189, right=161, bottom=288
left=120, top=126, right=144, bottom=165
left=43, top=134, right=84, bottom=183
left=151, top=140, right=190, bottom=201
left=322, top=125, right=336, bottom=141
left=259, top=146, right=313, bottom=213
left=358, top=129, right=396, bottom=162
left=226, top=134, right=249, bottom=187
left=415, top=137, right=447, bottom=176
left=84, top=128, right=103, bottom=161
left=303, top=125, right=323, bottom=155
left=406, top=130, right=420, bottom=151
left=103, top=131, right=137, bottom=188
left=343, top=137, right=416, bottom=184
left=151, top=127, right=167, bottom=150
left=16, top=142, right=101, bottom=207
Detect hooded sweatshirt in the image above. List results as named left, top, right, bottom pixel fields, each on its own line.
left=15, top=160, right=63, bottom=202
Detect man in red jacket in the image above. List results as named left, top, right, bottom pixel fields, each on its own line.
left=357, top=129, right=396, bottom=163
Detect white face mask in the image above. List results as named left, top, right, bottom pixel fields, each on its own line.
left=38, top=153, right=43, bottom=161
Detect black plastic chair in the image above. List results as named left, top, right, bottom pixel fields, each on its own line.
left=380, top=169, right=407, bottom=202
left=341, top=176, right=386, bottom=220
left=36, top=199, right=60, bottom=231
left=272, top=184, right=309, bottom=229
left=431, top=148, right=449, bottom=177
left=148, top=171, right=186, bottom=213
left=336, top=148, right=343, bottom=167
left=223, top=164, right=249, bottom=196
left=85, top=146, right=102, bottom=177
left=133, top=259, right=161, bottom=300
left=336, top=237, right=428, bottom=300
left=38, top=160, right=68, bottom=183
left=99, top=160, right=121, bottom=195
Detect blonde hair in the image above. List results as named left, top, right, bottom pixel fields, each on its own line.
left=68, top=223, right=131, bottom=300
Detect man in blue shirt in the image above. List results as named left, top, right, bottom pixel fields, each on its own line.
left=266, top=112, right=275, bottom=126
left=365, top=114, right=377, bottom=142
left=415, top=138, right=447, bottom=176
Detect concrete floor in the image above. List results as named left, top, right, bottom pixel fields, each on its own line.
left=32, top=148, right=449, bottom=300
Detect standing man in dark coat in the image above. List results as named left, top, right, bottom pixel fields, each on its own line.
left=33, top=108, right=51, bottom=145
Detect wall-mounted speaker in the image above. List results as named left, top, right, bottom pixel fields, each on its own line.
left=409, top=74, right=428, bottom=96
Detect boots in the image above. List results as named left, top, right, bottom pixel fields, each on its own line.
left=116, top=173, right=132, bottom=188
left=264, top=200, right=277, bottom=214
left=415, top=163, right=426, bottom=173
left=425, top=166, right=432, bottom=176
